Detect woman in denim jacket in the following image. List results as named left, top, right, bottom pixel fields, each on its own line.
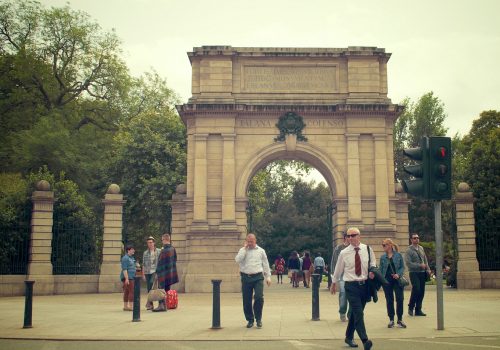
left=379, top=238, right=407, bottom=328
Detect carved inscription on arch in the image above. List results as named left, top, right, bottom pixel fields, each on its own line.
left=242, top=66, right=337, bottom=93
left=237, top=119, right=345, bottom=128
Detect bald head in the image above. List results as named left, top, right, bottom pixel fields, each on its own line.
left=246, top=233, right=257, bottom=249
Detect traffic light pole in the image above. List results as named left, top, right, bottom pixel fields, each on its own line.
left=434, top=200, right=444, bottom=330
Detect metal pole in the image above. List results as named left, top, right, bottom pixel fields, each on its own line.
left=23, top=280, right=35, bottom=329
left=311, top=273, right=320, bottom=321
left=132, top=276, right=141, bottom=322
left=434, top=200, right=444, bottom=330
left=211, top=279, right=222, bottom=329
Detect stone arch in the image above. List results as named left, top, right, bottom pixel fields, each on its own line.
left=236, top=141, right=347, bottom=199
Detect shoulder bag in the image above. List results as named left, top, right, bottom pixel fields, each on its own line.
left=389, top=259, right=409, bottom=288
left=147, top=274, right=166, bottom=303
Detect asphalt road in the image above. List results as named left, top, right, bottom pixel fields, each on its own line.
left=1, top=337, right=500, bottom=350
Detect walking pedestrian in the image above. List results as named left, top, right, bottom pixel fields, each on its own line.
left=331, top=227, right=375, bottom=350
left=235, top=233, right=272, bottom=328
left=380, top=238, right=407, bottom=328
left=404, top=233, right=431, bottom=317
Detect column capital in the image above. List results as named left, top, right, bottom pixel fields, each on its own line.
left=194, top=133, right=209, bottom=141
left=221, top=133, right=236, bottom=140
left=372, top=133, right=388, bottom=141
left=102, top=193, right=126, bottom=205
left=31, top=190, right=55, bottom=203
left=454, top=191, right=475, bottom=204
left=345, top=133, right=360, bottom=140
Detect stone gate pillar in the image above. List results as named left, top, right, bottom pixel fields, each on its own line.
left=98, top=184, right=126, bottom=293
left=28, top=180, right=55, bottom=295
left=454, top=182, right=481, bottom=289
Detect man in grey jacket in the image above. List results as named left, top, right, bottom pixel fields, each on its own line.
left=404, top=233, right=431, bottom=316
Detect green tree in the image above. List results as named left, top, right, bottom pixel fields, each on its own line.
left=0, top=0, right=130, bottom=208
left=248, top=161, right=332, bottom=263
left=112, top=94, right=186, bottom=253
left=460, top=111, right=500, bottom=270
left=393, top=92, right=450, bottom=243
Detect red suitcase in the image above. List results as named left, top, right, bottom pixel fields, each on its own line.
left=166, top=290, right=178, bottom=309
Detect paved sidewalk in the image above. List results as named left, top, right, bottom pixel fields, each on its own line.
left=0, top=283, right=499, bottom=341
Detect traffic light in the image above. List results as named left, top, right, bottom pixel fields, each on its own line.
left=428, top=136, right=452, bottom=200
left=401, top=137, right=429, bottom=199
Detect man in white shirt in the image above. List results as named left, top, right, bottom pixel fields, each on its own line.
left=331, top=227, right=375, bottom=350
left=235, top=233, right=272, bottom=329
left=314, top=252, right=326, bottom=285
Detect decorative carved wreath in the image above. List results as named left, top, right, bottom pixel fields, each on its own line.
left=274, top=112, right=308, bottom=142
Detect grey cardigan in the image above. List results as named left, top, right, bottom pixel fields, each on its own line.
left=404, top=245, right=431, bottom=273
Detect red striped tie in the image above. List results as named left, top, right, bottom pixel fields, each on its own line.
left=354, top=247, right=361, bottom=276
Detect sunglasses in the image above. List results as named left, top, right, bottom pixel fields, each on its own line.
left=346, top=234, right=359, bottom=238
left=412, top=237, right=420, bottom=240
left=382, top=244, right=387, bottom=247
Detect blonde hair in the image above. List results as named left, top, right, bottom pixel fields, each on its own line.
left=383, top=238, right=399, bottom=252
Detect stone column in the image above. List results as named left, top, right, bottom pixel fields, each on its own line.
left=454, top=182, right=482, bottom=289
left=220, top=133, right=237, bottom=230
left=98, top=184, right=126, bottom=293
left=346, top=133, right=362, bottom=225
left=373, top=134, right=391, bottom=230
left=27, top=180, right=55, bottom=295
left=192, top=133, right=209, bottom=230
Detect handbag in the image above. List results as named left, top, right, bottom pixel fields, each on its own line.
left=147, top=274, right=166, bottom=303
left=398, top=275, right=410, bottom=288
left=389, top=259, right=409, bottom=288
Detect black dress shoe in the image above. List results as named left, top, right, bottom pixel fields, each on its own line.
left=256, top=320, right=262, bottom=328
left=246, top=321, right=254, bottom=328
left=363, top=340, right=373, bottom=350
left=415, top=311, right=427, bottom=316
left=408, top=307, right=414, bottom=316
left=345, top=338, right=358, bottom=348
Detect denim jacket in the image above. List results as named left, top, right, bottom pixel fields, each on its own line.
left=379, top=251, right=405, bottom=278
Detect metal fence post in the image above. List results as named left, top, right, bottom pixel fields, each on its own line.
left=132, top=276, right=141, bottom=322
left=23, top=280, right=35, bottom=328
left=312, top=273, right=320, bottom=321
left=211, top=279, right=222, bottom=329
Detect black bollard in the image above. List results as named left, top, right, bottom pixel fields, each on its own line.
left=23, top=280, right=35, bottom=328
left=211, top=279, right=222, bottom=329
left=132, top=276, right=141, bottom=322
left=311, top=273, right=320, bottom=321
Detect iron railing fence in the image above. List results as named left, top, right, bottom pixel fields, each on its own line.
left=0, top=209, right=31, bottom=275
left=51, top=213, right=103, bottom=275
left=476, top=219, right=500, bottom=271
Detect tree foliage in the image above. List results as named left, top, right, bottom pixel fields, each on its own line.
left=248, top=161, right=331, bottom=263
left=393, top=92, right=451, bottom=243
left=457, top=111, right=500, bottom=270
left=0, top=0, right=130, bottom=207
left=112, top=103, right=186, bottom=250
left=0, top=1, right=187, bottom=270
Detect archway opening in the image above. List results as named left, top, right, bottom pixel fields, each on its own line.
left=246, top=159, right=335, bottom=285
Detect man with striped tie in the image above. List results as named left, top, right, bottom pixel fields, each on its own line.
left=331, top=227, right=376, bottom=350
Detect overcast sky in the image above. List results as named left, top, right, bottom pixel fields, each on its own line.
left=41, top=0, right=500, bottom=137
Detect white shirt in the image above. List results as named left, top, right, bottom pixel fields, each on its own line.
left=331, top=243, right=376, bottom=282
left=235, top=245, right=271, bottom=279
left=314, top=256, right=325, bottom=267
